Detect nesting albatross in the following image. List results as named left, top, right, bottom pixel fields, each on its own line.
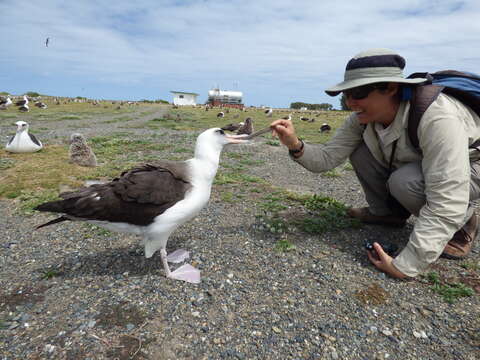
left=5, top=121, right=43, bottom=153
left=34, top=128, right=249, bottom=284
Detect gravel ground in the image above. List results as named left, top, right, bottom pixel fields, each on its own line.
left=1, top=106, right=479, bottom=359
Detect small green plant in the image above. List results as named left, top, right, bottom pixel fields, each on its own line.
left=221, top=191, right=234, bottom=202
left=41, top=269, right=61, bottom=280
left=0, top=158, right=15, bottom=170
left=260, top=215, right=290, bottom=234
left=427, top=271, right=474, bottom=304
left=298, top=195, right=361, bottom=234
left=275, top=238, right=296, bottom=252
left=460, top=261, right=480, bottom=271
left=323, top=169, right=341, bottom=178
left=265, top=139, right=280, bottom=146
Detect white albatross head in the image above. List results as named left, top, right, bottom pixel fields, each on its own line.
left=15, top=120, right=29, bottom=133
left=194, top=127, right=250, bottom=159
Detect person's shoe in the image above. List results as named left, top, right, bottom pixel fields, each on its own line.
left=347, top=207, right=407, bottom=228
left=442, top=213, right=478, bottom=260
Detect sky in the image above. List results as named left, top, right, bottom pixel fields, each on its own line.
left=1, top=0, right=479, bottom=109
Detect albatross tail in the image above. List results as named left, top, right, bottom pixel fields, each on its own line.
left=35, top=216, right=70, bottom=229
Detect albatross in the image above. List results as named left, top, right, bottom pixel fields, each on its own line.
left=5, top=121, right=43, bottom=153
left=15, top=95, right=28, bottom=107
left=34, top=128, right=249, bottom=284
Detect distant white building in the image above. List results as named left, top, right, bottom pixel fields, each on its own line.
left=170, top=91, right=199, bottom=106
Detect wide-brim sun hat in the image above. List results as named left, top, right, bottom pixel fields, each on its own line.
left=325, top=48, right=428, bottom=96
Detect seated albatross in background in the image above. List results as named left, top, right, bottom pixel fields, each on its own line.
left=5, top=121, right=43, bottom=153
left=34, top=128, right=249, bottom=284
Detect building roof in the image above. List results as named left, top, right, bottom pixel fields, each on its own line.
left=170, top=91, right=199, bottom=96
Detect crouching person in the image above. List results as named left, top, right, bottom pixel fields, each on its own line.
left=271, top=48, right=480, bottom=279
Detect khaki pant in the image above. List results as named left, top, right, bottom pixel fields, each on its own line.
left=349, top=143, right=480, bottom=223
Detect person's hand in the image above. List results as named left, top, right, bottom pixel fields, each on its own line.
left=270, top=118, right=300, bottom=150
left=367, top=242, right=408, bottom=279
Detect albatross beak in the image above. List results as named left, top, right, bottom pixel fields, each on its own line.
left=225, top=134, right=251, bottom=144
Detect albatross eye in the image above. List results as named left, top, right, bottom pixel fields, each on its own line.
left=216, top=129, right=225, bottom=135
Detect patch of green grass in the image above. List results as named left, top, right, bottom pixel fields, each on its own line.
left=260, top=194, right=288, bottom=213
left=427, top=272, right=474, bottom=304
left=83, top=223, right=112, bottom=237
left=172, top=147, right=190, bottom=153
left=236, top=174, right=263, bottom=183
left=221, top=191, right=234, bottom=202
left=0, top=113, right=17, bottom=120
left=0, top=158, right=15, bottom=170
left=265, top=139, right=280, bottom=146
left=17, top=189, right=60, bottom=215
left=260, top=215, right=290, bottom=234
left=59, top=115, right=82, bottom=120
left=298, top=195, right=361, bottom=234
left=342, top=161, right=354, bottom=171
left=323, top=169, right=341, bottom=177
left=239, top=158, right=265, bottom=166
left=460, top=261, right=480, bottom=272
left=103, top=116, right=133, bottom=124
left=226, top=152, right=247, bottom=160
left=275, top=238, right=296, bottom=252
left=214, top=172, right=238, bottom=185
left=41, top=269, right=62, bottom=280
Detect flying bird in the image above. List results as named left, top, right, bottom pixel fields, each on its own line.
left=69, top=133, right=97, bottom=167
left=320, top=123, right=332, bottom=133
left=34, top=128, right=249, bottom=284
left=45, top=37, right=50, bottom=47
left=5, top=121, right=43, bottom=153
left=265, top=108, right=273, bottom=117
left=236, top=117, right=254, bottom=135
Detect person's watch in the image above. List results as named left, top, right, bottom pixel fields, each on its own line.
left=288, top=139, right=304, bottom=157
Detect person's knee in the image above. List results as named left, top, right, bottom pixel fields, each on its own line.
left=387, top=166, right=425, bottom=215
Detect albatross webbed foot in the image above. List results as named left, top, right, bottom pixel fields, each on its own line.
left=168, top=264, right=201, bottom=284
left=166, top=249, right=190, bottom=263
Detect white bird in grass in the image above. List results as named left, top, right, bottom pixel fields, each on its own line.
left=34, top=128, right=250, bottom=284
left=265, top=108, right=273, bottom=117
left=0, top=96, right=12, bottom=109
left=18, top=104, right=29, bottom=112
left=5, top=121, right=43, bottom=153
left=15, top=95, right=28, bottom=107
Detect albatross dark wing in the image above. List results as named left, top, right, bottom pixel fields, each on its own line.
left=28, top=133, right=42, bottom=146
left=35, top=163, right=192, bottom=226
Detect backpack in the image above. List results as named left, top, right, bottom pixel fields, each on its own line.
left=405, top=70, right=480, bottom=149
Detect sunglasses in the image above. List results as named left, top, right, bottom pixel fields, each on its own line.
left=343, top=84, right=383, bottom=100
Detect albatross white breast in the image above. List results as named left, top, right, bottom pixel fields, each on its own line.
left=34, top=128, right=249, bottom=284
left=5, top=121, right=43, bottom=153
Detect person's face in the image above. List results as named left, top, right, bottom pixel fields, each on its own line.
left=345, top=83, right=399, bottom=125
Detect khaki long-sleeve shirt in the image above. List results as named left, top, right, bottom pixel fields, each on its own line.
left=293, top=94, right=480, bottom=277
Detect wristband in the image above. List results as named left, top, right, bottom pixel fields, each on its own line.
left=288, top=140, right=304, bottom=156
